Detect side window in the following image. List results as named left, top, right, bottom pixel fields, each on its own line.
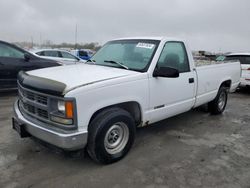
left=157, top=42, right=190, bottom=73
left=225, top=56, right=245, bottom=64
left=44, top=51, right=59, bottom=57
left=79, top=51, right=88, bottom=57
left=36, top=51, right=44, bottom=56
left=225, top=56, right=235, bottom=61
left=242, top=56, right=250, bottom=65
left=0, top=43, right=24, bottom=58
left=60, top=51, right=78, bottom=60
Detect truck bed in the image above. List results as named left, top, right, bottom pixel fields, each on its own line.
left=193, top=60, right=241, bottom=107
left=194, top=60, right=237, bottom=67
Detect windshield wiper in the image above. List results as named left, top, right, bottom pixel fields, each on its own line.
left=85, top=59, right=96, bottom=64
left=104, top=60, right=129, bottom=70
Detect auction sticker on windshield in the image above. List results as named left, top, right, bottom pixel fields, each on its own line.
left=136, top=43, right=155, bottom=49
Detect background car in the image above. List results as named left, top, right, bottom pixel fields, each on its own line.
left=31, top=49, right=85, bottom=65
left=219, top=53, right=250, bottom=88
left=0, top=41, right=61, bottom=91
left=70, top=49, right=94, bottom=61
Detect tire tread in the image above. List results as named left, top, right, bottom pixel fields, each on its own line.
left=87, top=107, right=135, bottom=164
left=208, top=86, right=228, bottom=115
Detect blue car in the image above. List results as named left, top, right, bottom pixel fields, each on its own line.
left=70, top=49, right=94, bottom=60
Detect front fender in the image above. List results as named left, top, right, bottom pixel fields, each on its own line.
left=66, top=78, right=149, bottom=132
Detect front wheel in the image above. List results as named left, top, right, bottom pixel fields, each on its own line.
left=87, top=107, right=136, bottom=164
left=208, top=87, right=228, bottom=115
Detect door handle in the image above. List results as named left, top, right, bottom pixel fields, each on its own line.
left=189, top=78, right=194, bottom=83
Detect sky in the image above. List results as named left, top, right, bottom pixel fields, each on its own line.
left=0, top=0, right=249, bottom=52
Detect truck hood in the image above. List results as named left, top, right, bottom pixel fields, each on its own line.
left=26, top=64, right=138, bottom=95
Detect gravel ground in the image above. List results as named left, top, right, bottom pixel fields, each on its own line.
left=0, top=90, right=250, bottom=188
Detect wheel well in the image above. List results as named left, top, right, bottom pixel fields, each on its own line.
left=220, top=80, right=231, bottom=89
left=89, top=102, right=142, bottom=127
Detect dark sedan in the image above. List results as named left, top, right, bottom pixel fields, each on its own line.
left=0, top=41, right=61, bottom=91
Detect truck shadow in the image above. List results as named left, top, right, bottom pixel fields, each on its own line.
left=29, top=107, right=211, bottom=166
left=135, top=108, right=210, bottom=144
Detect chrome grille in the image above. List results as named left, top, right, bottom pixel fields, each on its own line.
left=37, top=108, right=49, bottom=119
left=37, top=95, right=48, bottom=105
left=19, top=86, right=48, bottom=105
left=18, top=83, right=49, bottom=121
left=23, top=102, right=35, bottom=114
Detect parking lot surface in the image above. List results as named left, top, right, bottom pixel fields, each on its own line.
left=0, top=90, right=250, bottom=188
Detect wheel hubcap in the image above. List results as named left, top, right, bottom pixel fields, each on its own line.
left=104, top=122, right=129, bottom=155
left=218, top=92, right=226, bottom=110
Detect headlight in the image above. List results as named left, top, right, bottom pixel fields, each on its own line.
left=57, top=100, right=66, bottom=113
left=50, top=100, right=74, bottom=125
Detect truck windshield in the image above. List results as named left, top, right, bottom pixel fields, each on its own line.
left=90, top=39, right=160, bottom=72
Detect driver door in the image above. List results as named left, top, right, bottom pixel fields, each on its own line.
left=148, top=41, right=196, bottom=123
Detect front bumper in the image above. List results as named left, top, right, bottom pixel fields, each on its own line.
left=13, top=100, right=88, bottom=151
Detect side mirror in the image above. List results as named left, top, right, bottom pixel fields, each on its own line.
left=24, top=53, right=31, bottom=62
left=153, top=66, right=179, bottom=78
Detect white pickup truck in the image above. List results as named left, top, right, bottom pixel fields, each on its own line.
left=13, top=37, right=241, bottom=164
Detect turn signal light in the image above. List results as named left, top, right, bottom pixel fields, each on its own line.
left=65, top=101, right=74, bottom=118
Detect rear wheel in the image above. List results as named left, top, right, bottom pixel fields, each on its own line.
left=87, top=107, right=136, bottom=164
left=208, top=87, right=228, bottom=115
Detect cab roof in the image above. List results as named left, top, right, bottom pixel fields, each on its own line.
left=112, top=36, right=184, bottom=42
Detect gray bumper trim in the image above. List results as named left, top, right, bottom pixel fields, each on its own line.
left=13, top=101, right=88, bottom=150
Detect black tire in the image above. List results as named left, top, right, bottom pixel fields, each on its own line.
left=208, top=87, right=228, bottom=115
left=87, top=107, right=136, bottom=164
